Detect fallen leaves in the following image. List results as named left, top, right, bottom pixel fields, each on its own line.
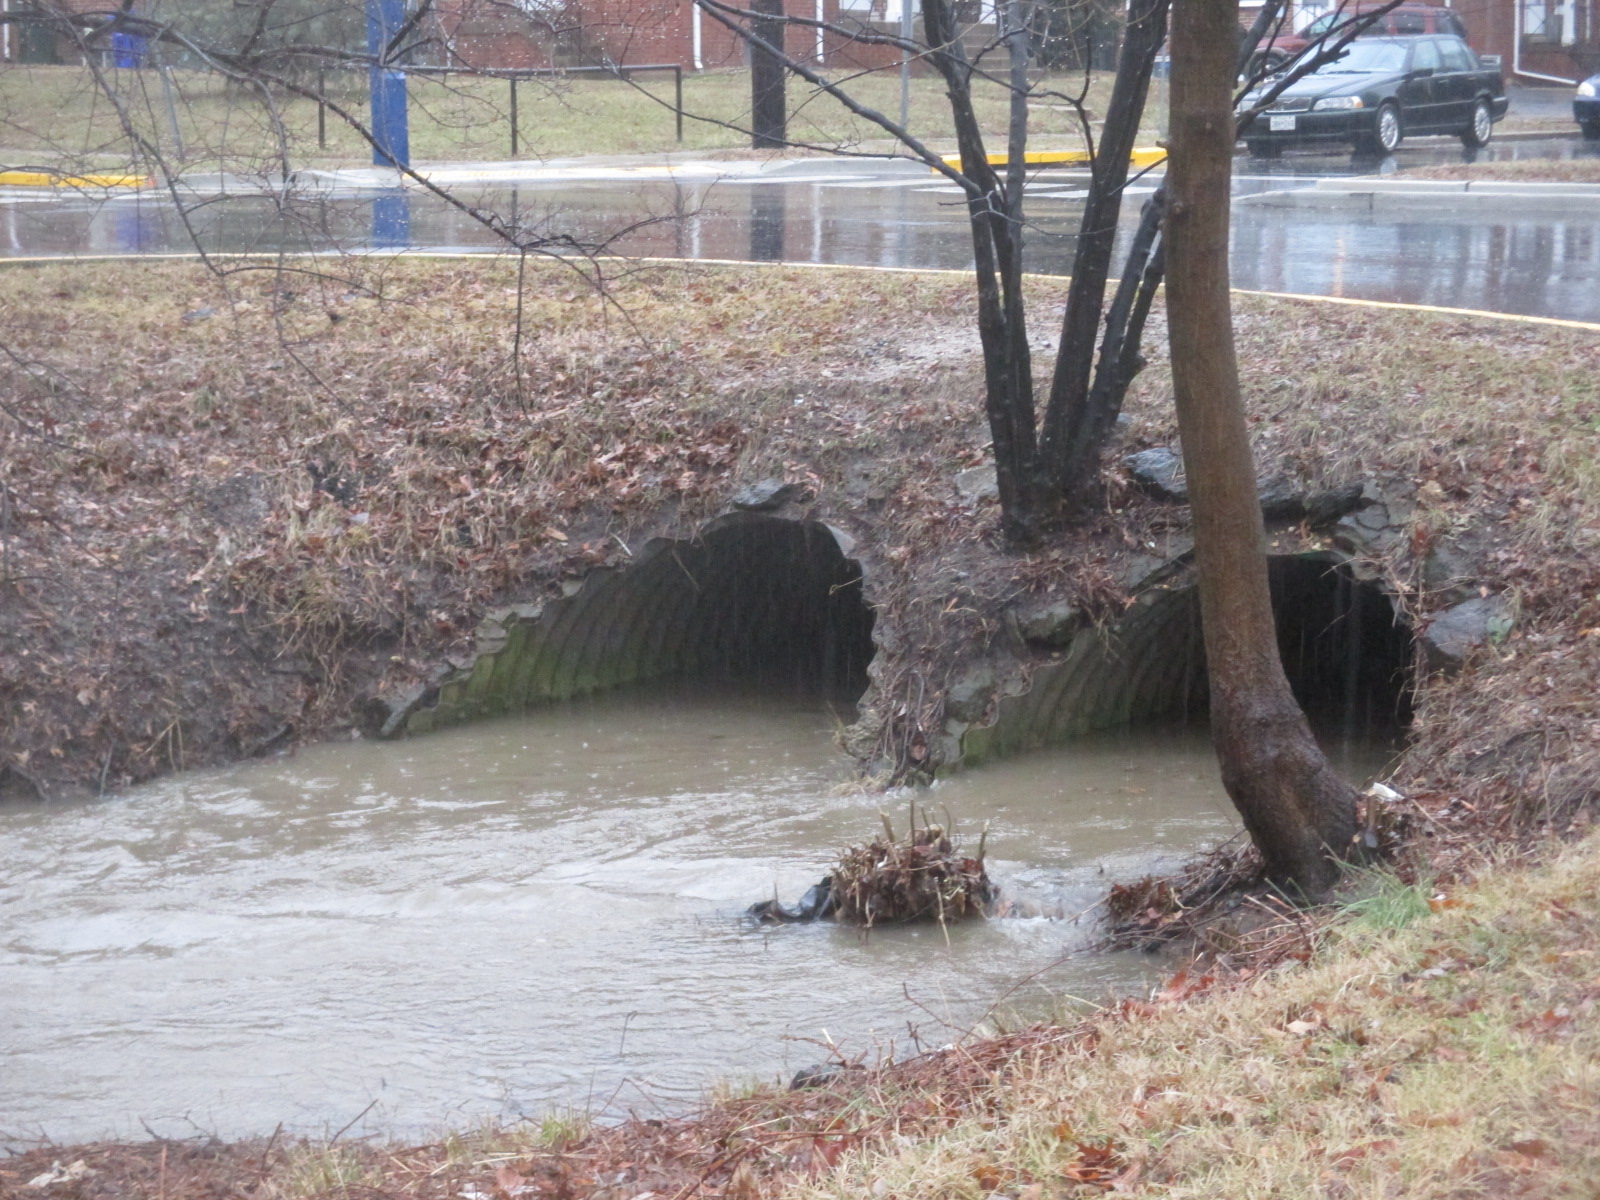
left=2, top=257, right=984, bottom=792
left=1059, top=1137, right=1133, bottom=1191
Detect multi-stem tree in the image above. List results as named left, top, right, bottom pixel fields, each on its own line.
left=698, top=0, right=1397, bottom=543
left=700, top=0, right=1400, bottom=892
left=700, top=0, right=1167, bottom=543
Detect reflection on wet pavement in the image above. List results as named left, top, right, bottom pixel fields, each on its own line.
left=2, top=136, right=1596, bottom=321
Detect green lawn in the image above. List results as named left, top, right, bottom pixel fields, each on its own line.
left=0, top=63, right=1147, bottom=173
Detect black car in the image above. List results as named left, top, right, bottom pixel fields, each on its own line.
left=1579, top=74, right=1600, bottom=139
left=1242, top=35, right=1508, bottom=156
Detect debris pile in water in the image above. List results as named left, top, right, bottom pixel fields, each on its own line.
left=1101, top=840, right=1263, bottom=949
left=828, top=810, right=995, bottom=927
left=749, top=809, right=996, bottom=926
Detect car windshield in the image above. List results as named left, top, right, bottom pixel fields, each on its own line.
left=1318, top=41, right=1409, bottom=73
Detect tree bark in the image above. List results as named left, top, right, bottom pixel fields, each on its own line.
left=1165, top=0, right=1358, bottom=899
left=1037, top=0, right=1167, bottom=497
left=922, top=0, right=1042, bottom=544
left=751, top=0, right=788, bottom=148
left=1085, top=187, right=1164, bottom=434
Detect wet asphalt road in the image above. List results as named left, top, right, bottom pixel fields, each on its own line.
left=2, top=132, right=1597, bottom=322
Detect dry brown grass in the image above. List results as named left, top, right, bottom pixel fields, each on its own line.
left=789, top=833, right=1600, bottom=1200
left=0, top=255, right=994, bottom=795
left=1398, top=158, right=1600, bottom=183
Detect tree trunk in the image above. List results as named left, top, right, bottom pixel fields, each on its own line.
left=751, top=0, right=787, bottom=148
left=1037, top=0, right=1167, bottom=498
left=923, top=0, right=1042, bottom=544
left=1086, top=187, right=1164, bottom=432
left=1165, top=0, right=1358, bottom=899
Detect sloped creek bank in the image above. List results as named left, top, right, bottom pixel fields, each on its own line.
left=2, top=258, right=1599, bottom=1154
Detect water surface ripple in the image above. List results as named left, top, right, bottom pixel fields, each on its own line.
left=1, top=689, right=1265, bottom=1142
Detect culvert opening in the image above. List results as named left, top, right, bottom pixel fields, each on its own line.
left=647, top=516, right=877, bottom=701
left=965, top=553, right=1414, bottom=763
left=397, top=515, right=877, bottom=737
left=1267, top=556, right=1414, bottom=736
left=1139, top=557, right=1415, bottom=736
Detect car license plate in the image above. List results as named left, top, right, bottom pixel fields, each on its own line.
left=1269, top=114, right=1297, bottom=131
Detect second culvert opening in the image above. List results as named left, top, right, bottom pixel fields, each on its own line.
left=968, top=553, right=1414, bottom=761
left=1163, top=555, right=1414, bottom=737
left=1266, top=555, right=1414, bottom=736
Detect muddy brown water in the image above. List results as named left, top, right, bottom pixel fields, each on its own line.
left=0, top=686, right=1392, bottom=1143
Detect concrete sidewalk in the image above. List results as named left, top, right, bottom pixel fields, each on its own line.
left=140, top=153, right=926, bottom=200
left=1240, top=174, right=1600, bottom=213
left=1506, top=81, right=1582, bottom=120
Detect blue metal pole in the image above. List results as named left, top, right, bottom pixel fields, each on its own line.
left=366, top=0, right=409, bottom=168
left=372, top=190, right=411, bottom=247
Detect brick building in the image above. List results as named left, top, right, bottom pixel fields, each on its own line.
left=1287, top=0, right=1598, bottom=82
left=1450, top=0, right=1598, bottom=82
left=560, top=0, right=850, bottom=68
left=432, top=0, right=997, bottom=73
left=437, top=0, right=564, bottom=70
left=352, top=0, right=1600, bottom=84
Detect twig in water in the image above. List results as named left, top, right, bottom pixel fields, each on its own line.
left=259, top=1123, right=283, bottom=1176
left=329, top=1098, right=378, bottom=1145
left=97, top=744, right=114, bottom=798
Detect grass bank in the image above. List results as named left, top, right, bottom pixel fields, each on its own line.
left=1399, top=156, right=1600, bottom=183
left=7, top=833, right=1599, bottom=1197
left=4, top=254, right=1600, bottom=1192
left=3, top=256, right=1599, bottom=816
left=792, top=832, right=1600, bottom=1199
left=0, top=65, right=1132, bottom=172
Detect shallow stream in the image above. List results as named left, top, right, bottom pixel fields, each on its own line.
left=1, top=686, right=1387, bottom=1143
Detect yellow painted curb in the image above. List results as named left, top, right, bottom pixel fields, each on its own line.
left=591, top=256, right=1600, bottom=333
left=0, top=170, right=154, bottom=189
left=938, top=146, right=1167, bottom=171
left=1242, top=288, right=1600, bottom=334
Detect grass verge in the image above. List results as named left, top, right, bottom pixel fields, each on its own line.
left=1399, top=156, right=1600, bottom=183
left=0, top=65, right=1136, bottom=171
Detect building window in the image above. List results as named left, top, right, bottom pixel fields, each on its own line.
left=1522, top=0, right=1554, bottom=39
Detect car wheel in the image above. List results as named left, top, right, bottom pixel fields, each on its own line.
left=1244, top=51, right=1287, bottom=82
left=1368, top=102, right=1403, bottom=154
left=1584, top=120, right=1600, bottom=141
left=1246, top=139, right=1283, bottom=158
left=1460, top=98, right=1494, bottom=148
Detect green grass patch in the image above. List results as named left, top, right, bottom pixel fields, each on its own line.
left=0, top=63, right=1140, bottom=172
left=1338, top=864, right=1436, bottom=932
